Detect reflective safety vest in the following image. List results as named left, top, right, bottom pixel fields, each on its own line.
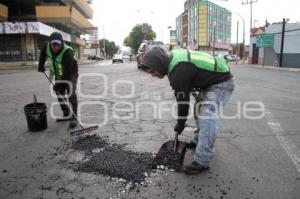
left=168, top=49, right=230, bottom=75
left=46, top=43, right=73, bottom=78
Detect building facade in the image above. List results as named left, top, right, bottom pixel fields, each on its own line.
left=0, top=0, right=96, bottom=62
left=176, top=0, right=231, bottom=52
left=249, top=22, right=300, bottom=68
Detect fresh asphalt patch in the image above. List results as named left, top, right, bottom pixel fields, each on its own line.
left=68, top=135, right=181, bottom=186
left=151, top=149, right=183, bottom=171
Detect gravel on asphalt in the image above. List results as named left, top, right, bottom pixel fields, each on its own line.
left=151, top=150, right=183, bottom=171
left=71, top=135, right=153, bottom=183
left=70, top=135, right=184, bottom=184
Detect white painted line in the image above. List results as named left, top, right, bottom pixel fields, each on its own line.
left=265, top=111, right=300, bottom=173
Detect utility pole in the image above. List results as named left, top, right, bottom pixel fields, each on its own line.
left=232, top=12, right=245, bottom=61
left=242, top=0, right=258, bottom=30
left=213, top=28, right=216, bottom=56
left=103, top=25, right=106, bottom=59
left=236, top=21, right=239, bottom=56
left=279, top=18, right=286, bottom=67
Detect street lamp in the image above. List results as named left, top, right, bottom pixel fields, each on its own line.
left=232, top=12, right=245, bottom=61
left=212, top=22, right=216, bottom=56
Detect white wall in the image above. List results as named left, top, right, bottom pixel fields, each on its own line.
left=266, top=23, right=300, bottom=54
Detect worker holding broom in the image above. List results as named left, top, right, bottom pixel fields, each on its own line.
left=141, top=47, right=235, bottom=175
left=38, top=32, right=78, bottom=128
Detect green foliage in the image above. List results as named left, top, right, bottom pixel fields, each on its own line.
left=239, top=43, right=244, bottom=59
left=99, top=39, right=120, bottom=58
left=123, top=24, right=156, bottom=53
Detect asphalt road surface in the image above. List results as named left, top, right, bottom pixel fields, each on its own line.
left=0, top=60, right=299, bottom=199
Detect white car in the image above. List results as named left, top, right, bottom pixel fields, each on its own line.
left=122, top=55, right=129, bottom=60
left=112, top=54, right=123, bottom=63
left=224, top=54, right=239, bottom=62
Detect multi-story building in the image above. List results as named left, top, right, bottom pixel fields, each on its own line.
left=176, top=0, right=231, bottom=53
left=0, top=0, right=96, bottom=62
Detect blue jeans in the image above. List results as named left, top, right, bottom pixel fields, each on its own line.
left=192, top=78, right=235, bottom=166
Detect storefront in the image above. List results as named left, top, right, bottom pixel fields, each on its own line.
left=0, top=22, right=83, bottom=61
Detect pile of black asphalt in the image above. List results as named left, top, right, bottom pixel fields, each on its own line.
left=151, top=149, right=183, bottom=171
left=70, top=135, right=182, bottom=184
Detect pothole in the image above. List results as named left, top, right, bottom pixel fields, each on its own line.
left=67, top=135, right=182, bottom=189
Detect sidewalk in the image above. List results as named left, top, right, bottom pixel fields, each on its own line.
left=0, top=61, right=38, bottom=70
left=0, top=60, right=98, bottom=70
left=249, top=64, right=300, bottom=72
left=230, top=61, right=300, bottom=72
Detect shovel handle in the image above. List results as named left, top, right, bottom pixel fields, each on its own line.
left=173, top=132, right=179, bottom=152
left=43, top=72, right=54, bottom=86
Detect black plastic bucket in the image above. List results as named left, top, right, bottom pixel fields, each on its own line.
left=24, top=102, right=48, bottom=132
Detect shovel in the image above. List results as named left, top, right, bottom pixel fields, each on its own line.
left=151, top=131, right=187, bottom=171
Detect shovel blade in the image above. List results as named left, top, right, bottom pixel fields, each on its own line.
left=152, top=140, right=187, bottom=171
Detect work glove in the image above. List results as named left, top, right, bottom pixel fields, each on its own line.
left=53, top=83, right=64, bottom=92
left=174, top=121, right=185, bottom=135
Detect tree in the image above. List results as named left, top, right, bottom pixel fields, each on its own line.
left=99, top=39, right=120, bottom=58
left=239, top=43, right=244, bottom=59
left=123, top=23, right=156, bottom=53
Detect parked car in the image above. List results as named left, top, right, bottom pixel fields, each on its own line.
left=224, top=54, right=239, bottom=62
left=112, top=54, right=123, bottom=63
left=88, top=55, right=104, bottom=61
left=136, top=41, right=167, bottom=69
left=122, top=55, right=130, bottom=60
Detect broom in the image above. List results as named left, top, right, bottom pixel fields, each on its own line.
left=43, top=72, right=98, bottom=136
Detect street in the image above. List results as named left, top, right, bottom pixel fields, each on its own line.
left=0, top=61, right=299, bottom=199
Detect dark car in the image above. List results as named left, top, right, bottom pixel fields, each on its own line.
left=88, top=55, right=104, bottom=61
left=136, top=41, right=167, bottom=69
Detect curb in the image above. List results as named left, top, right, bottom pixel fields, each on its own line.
left=250, top=64, right=300, bottom=72
left=78, top=60, right=101, bottom=65
left=0, top=65, right=37, bottom=71
left=232, top=63, right=300, bottom=72
left=0, top=60, right=99, bottom=70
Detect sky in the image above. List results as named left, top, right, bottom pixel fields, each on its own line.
left=92, top=0, right=300, bottom=46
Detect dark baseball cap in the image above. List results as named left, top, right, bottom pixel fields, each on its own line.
left=49, top=32, right=63, bottom=45
left=50, top=39, right=62, bottom=45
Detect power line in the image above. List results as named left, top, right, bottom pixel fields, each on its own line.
left=255, top=28, right=300, bottom=36
left=273, top=28, right=300, bottom=35
left=242, top=0, right=258, bottom=30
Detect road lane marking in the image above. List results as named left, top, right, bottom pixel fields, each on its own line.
left=265, top=111, right=300, bottom=173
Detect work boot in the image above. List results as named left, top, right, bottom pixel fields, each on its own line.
left=184, top=161, right=210, bottom=175
left=69, top=118, right=78, bottom=128
left=186, top=141, right=197, bottom=149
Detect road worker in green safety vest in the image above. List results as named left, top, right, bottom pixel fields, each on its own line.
left=38, top=32, right=78, bottom=129
left=141, top=47, right=235, bottom=175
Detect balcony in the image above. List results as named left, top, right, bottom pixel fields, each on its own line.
left=36, top=6, right=94, bottom=32
left=62, top=0, right=93, bottom=19
left=0, top=4, right=8, bottom=22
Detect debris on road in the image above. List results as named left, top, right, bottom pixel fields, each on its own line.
left=71, top=134, right=109, bottom=153
left=71, top=135, right=153, bottom=184
left=151, top=150, right=183, bottom=171
left=68, top=135, right=187, bottom=188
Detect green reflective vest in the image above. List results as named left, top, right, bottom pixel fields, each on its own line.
left=168, top=49, right=230, bottom=75
left=46, top=43, right=73, bottom=78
